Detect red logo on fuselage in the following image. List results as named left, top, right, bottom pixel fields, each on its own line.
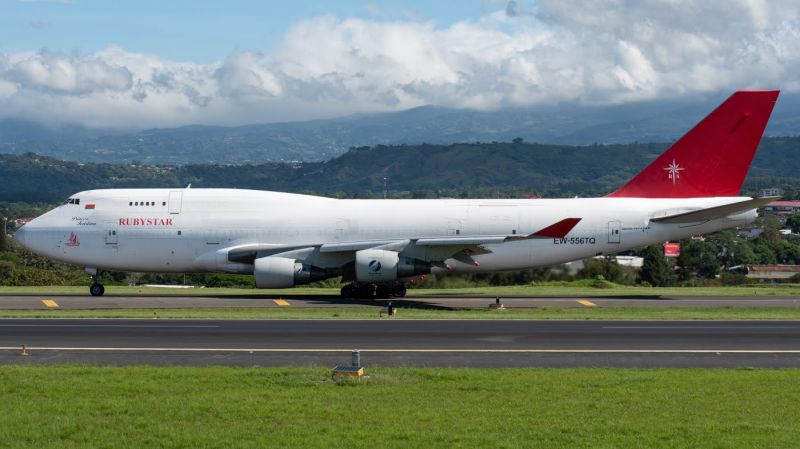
left=118, top=217, right=174, bottom=226
left=66, top=232, right=80, bottom=247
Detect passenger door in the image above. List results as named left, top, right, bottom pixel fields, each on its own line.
left=105, top=228, right=118, bottom=245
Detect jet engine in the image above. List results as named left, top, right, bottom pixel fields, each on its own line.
left=355, top=249, right=431, bottom=283
left=254, top=256, right=327, bottom=288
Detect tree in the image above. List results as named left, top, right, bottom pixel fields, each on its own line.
left=578, top=257, right=629, bottom=284
left=677, top=240, right=720, bottom=280
left=639, top=245, right=676, bottom=286
left=787, top=214, right=800, bottom=234
left=730, top=242, right=757, bottom=266
left=0, top=215, right=7, bottom=252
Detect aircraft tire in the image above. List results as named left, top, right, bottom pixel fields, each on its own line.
left=90, top=283, right=105, bottom=297
left=375, top=285, right=391, bottom=299
left=354, top=283, right=376, bottom=299
left=340, top=284, right=354, bottom=299
left=392, top=284, right=407, bottom=298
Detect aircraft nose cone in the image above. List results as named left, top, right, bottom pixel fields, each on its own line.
left=13, top=226, right=27, bottom=247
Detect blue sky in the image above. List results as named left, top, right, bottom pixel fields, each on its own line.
left=2, top=0, right=497, bottom=63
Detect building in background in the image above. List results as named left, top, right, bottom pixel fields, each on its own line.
left=728, top=264, right=800, bottom=282
left=763, top=201, right=800, bottom=218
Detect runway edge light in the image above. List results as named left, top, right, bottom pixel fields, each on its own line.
left=489, top=296, right=506, bottom=310
left=332, top=350, right=365, bottom=381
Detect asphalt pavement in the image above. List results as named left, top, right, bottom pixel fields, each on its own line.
left=1, top=293, right=799, bottom=309
left=2, top=318, right=800, bottom=367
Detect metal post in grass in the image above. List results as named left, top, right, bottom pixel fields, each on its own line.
left=489, top=296, right=505, bottom=310
left=332, top=349, right=365, bottom=381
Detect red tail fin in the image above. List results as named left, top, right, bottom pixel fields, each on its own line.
left=607, top=90, right=779, bottom=198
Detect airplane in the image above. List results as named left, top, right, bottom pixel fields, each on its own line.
left=13, top=90, right=780, bottom=298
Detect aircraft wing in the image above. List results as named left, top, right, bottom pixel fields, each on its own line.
left=224, top=218, right=582, bottom=265
left=319, top=218, right=582, bottom=251
left=650, top=197, right=778, bottom=224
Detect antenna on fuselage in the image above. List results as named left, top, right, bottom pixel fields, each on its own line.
left=186, top=184, right=192, bottom=189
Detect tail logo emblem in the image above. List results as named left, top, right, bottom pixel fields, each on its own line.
left=664, top=159, right=685, bottom=184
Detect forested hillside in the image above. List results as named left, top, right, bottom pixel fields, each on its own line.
left=1, top=137, right=798, bottom=204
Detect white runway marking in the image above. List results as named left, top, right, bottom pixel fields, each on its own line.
left=1, top=347, right=800, bottom=353
left=602, top=326, right=800, bottom=329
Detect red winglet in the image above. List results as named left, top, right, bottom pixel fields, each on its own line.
left=532, top=218, right=582, bottom=238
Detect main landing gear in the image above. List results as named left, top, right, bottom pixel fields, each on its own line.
left=86, top=268, right=105, bottom=297
left=340, top=283, right=407, bottom=299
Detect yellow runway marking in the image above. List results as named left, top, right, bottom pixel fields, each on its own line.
left=273, top=299, right=290, bottom=307
left=577, top=299, right=596, bottom=308
left=41, top=299, right=60, bottom=309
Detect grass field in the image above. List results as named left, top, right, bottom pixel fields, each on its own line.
left=1, top=366, right=798, bottom=449
left=3, top=306, right=800, bottom=320
left=1, top=283, right=800, bottom=297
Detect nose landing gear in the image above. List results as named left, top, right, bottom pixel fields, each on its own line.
left=89, top=283, right=105, bottom=297
left=86, top=268, right=105, bottom=297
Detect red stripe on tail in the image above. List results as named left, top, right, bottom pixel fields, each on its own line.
left=607, top=90, right=779, bottom=198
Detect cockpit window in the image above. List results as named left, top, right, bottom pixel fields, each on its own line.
left=63, top=198, right=81, bottom=205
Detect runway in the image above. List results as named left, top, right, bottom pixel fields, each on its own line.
left=1, top=293, right=799, bottom=309
left=3, top=318, right=800, bottom=367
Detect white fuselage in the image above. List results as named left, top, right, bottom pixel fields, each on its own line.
left=15, top=188, right=756, bottom=278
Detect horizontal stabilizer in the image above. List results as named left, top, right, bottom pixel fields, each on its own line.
left=650, top=197, right=778, bottom=224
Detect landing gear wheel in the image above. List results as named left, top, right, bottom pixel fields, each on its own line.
left=392, top=284, right=407, bottom=298
left=340, top=284, right=354, bottom=299
left=354, top=283, right=376, bottom=299
left=375, top=285, right=391, bottom=299
left=90, top=283, right=105, bottom=297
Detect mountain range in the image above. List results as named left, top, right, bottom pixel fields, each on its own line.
left=1, top=93, right=799, bottom=165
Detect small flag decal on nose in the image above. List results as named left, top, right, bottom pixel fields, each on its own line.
left=85, top=204, right=95, bottom=209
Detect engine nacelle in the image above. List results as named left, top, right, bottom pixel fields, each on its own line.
left=355, top=249, right=431, bottom=283
left=254, top=257, right=327, bottom=288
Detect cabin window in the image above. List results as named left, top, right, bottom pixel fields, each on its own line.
left=135, top=202, right=139, bottom=206
left=129, top=202, right=133, bottom=206
left=177, top=231, right=182, bottom=236
left=162, top=202, right=166, bottom=206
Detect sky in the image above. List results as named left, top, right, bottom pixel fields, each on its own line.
left=0, top=0, right=798, bottom=128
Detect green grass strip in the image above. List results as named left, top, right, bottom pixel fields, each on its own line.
left=0, top=365, right=798, bottom=448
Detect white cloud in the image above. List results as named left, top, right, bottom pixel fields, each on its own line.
left=0, top=0, right=798, bottom=128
